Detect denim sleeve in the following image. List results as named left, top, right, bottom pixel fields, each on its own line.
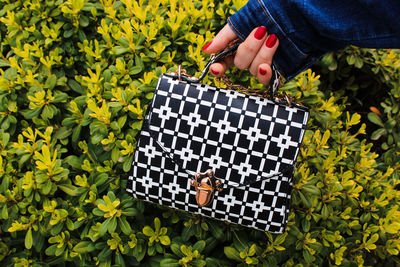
left=228, top=0, right=400, bottom=80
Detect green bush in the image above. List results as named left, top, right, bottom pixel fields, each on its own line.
left=0, top=0, right=399, bottom=266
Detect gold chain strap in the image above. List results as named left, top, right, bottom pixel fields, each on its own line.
left=172, top=39, right=302, bottom=107
left=216, top=74, right=301, bottom=107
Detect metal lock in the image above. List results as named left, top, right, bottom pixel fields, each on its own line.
left=190, top=170, right=223, bottom=207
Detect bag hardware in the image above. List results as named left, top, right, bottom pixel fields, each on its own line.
left=190, top=170, right=223, bottom=207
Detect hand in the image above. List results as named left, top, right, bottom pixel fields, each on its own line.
left=201, top=24, right=279, bottom=85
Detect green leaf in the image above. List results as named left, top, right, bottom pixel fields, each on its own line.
left=111, top=147, right=119, bottom=163
left=274, top=232, right=287, bottom=245
left=368, top=112, right=384, bottom=127
left=112, top=46, right=131, bottom=56
left=66, top=218, right=74, bottom=231
left=25, top=228, right=33, bottom=249
left=121, top=208, right=137, bottom=216
left=191, top=259, right=206, bottom=267
left=321, top=204, right=329, bottom=220
left=143, top=226, right=155, bottom=237
left=155, top=242, right=163, bottom=253
left=22, top=108, right=42, bottom=120
left=303, top=249, right=313, bottom=263
left=130, top=66, right=143, bottom=75
left=54, top=126, right=71, bottom=140
left=170, top=243, right=184, bottom=258
left=115, top=253, right=126, bottom=267
left=95, top=173, right=109, bottom=186
left=298, top=191, right=311, bottom=209
left=53, top=93, right=68, bottom=103
left=123, top=155, right=134, bottom=172
left=301, top=184, right=320, bottom=195
left=146, top=92, right=154, bottom=100
left=50, top=222, right=64, bottom=235
left=1, top=204, right=8, bottom=219
left=98, top=246, right=113, bottom=262
left=208, top=221, right=224, bottom=240
left=93, top=208, right=105, bottom=217
left=367, top=233, right=379, bottom=244
left=0, top=59, right=10, bottom=67
left=365, top=243, right=377, bottom=251
left=33, top=231, right=45, bottom=252
left=224, top=247, right=242, bottom=262
left=45, top=244, right=58, bottom=256
left=42, top=180, right=53, bottom=195
left=193, top=240, right=206, bottom=253
left=64, top=29, right=74, bottom=38
left=119, top=216, right=132, bottom=235
left=117, top=115, right=127, bottom=128
left=371, top=128, right=386, bottom=140
left=72, top=125, right=82, bottom=144
left=347, top=54, right=355, bottom=65
left=154, top=217, right=161, bottom=232
left=79, top=15, right=89, bottom=27
left=99, top=218, right=111, bottom=236
left=302, top=219, right=311, bottom=232
left=45, top=74, right=57, bottom=90
left=160, top=258, right=179, bottom=267
left=68, top=79, right=85, bottom=94
left=73, top=241, right=92, bottom=253
left=181, top=223, right=195, bottom=242
left=58, top=184, right=85, bottom=196
left=65, top=155, right=82, bottom=169
left=158, top=235, right=170, bottom=246
left=148, top=244, right=156, bottom=256
left=108, top=216, right=117, bottom=234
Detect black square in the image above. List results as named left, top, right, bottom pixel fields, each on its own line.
left=201, top=91, right=214, bottom=103
left=230, top=97, right=244, bottom=110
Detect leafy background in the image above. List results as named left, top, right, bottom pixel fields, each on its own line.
left=0, top=0, right=399, bottom=266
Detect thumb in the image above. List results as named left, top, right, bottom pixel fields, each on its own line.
left=202, top=24, right=238, bottom=54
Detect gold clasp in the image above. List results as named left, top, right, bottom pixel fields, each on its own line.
left=190, top=170, right=223, bottom=207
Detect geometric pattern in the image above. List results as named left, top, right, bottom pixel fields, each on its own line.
left=127, top=75, right=309, bottom=233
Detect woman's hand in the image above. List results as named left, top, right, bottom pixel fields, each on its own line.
left=202, top=24, right=279, bottom=85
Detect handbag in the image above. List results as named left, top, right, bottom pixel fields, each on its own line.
left=126, top=44, right=309, bottom=233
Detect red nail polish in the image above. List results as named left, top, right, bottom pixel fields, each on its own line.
left=210, top=69, right=219, bottom=75
left=202, top=41, right=212, bottom=51
left=259, top=68, right=267, bottom=75
left=265, top=34, right=277, bottom=48
left=254, top=26, right=267, bottom=40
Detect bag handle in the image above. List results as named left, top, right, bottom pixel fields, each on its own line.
left=165, top=43, right=282, bottom=101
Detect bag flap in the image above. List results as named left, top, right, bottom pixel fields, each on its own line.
left=145, top=75, right=308, bottom=187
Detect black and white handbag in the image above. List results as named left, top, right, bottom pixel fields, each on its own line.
left=126, top=44, right=309, bottom=233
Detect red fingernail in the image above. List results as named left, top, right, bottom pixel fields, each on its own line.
left=202, top=41, right=212, bottom=51
left=254, top=26, right=267, bottom=40
left=259, top=68, right=267, bottom=75
left=210, top=69, right=219, bottom=75
left=265, top=34, right=277, bottom=48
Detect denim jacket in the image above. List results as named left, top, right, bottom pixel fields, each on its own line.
left=228, top=0, right=400, bottom=80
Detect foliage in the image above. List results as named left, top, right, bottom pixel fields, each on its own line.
left=0, top=0, right=399, bottom=266
left=317, top=48, right=400, bottom=165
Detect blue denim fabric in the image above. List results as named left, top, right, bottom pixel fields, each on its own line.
left=228, top=0, right=400, bottom=80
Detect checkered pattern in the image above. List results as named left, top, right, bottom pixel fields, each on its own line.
left=127, top=75, right=308, bottom=233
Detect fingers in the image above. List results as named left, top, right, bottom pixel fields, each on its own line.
left=257, top=63, right=272, bottom=85
left=234, top=26, right=268, bottom=71
left=249, top=34, right=279, bottom=75
left=209, top=55, right=233, bottom=77
left=202, top=24, right=238, bottom=54
left=202, top=24, right=279, bottom=86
